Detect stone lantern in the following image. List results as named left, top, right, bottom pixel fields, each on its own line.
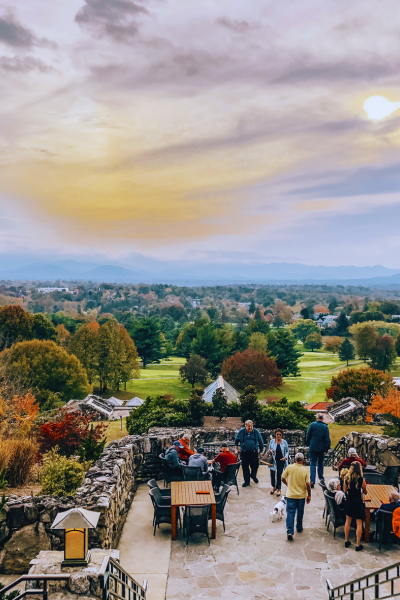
left=50, top=507, right=100, bottom=567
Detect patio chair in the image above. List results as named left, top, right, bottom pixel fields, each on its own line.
left=210, top=484, right=231, bottom=532
left=222, top=461, right=241, bottom=495
left=149, top=488, right=181, bottom=535
left=319, top=480, right=330, bottom=524
left=376, top=509, right=397, bottom=551
left=182, top=465, right=203, bottom=481
left=184, top=505, right=210, bottom=545
left=382, top=466, right=400, bottom=489
left=147, top=479, right=171, bottom=504
left=364, top=472, right=383, bottom=485
left=159, top=453, right=184, bottom=487
left=325, top=491, right=346, bottom=538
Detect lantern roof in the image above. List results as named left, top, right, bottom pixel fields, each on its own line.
left=51, top=507, right=100, bottom=530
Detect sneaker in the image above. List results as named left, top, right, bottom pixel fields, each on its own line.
left=297, top=528, right=303, bottom=533
left=345, top=541, right=351, bottom=548
left=355, top=545, right=363, bottom=552
left=251, top=476, right=259, bottom=483
left=310, top=483, right=315, bottom=489
left=242, top=482, right=250, bottom=487
left=287, top=534, right=293, bottom=541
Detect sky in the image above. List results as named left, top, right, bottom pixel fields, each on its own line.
left=1, top=0, right=400, bottom=268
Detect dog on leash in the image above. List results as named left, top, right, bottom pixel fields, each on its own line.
left=270, top=496, right=286, bottom=522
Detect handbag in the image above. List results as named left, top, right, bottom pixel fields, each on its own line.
left=263, top=449, right=274, bottom=464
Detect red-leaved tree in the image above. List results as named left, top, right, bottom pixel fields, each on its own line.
left=39, top=409, right=107, bottom=457
left=326, top=367, right=393, bottom=405
left=221, top=348, right=282, bottom=392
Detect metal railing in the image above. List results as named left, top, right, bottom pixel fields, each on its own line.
left=324, top=437, right=350, bottom=467
left=99, top=556, right=147, bottom=600
left=327, top=561, right=400, bottom=600
left=0, top=574, right=70, bottom=600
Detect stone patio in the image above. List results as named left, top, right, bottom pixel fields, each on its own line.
left=119, top=466, right=398, bottom=600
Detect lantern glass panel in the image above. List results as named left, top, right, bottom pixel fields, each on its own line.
left=65, top=529, right=85, bottom=560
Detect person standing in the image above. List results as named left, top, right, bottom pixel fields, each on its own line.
left=235, top=420, right=264, bottom=487
left=343, top=462, right=367, bottom=551
left=282, top=452, right=311, bottom=541
left=268, top=429, right=289, bottom=497
left=306, top=413, right=330, bottom=488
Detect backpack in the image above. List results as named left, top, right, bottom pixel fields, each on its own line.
left=392, top=507, right=400, bottom=538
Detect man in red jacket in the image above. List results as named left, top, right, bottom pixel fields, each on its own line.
left=337, top=447, right=367, bottom=472
left=212, top=443, right=237, bottom=490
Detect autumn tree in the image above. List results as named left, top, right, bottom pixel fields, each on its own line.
left=0, top=340, right=91, bottom=409
left=212, top=387, right=228, bottom=421
left=323, top=336, right=344, bottom=354
left=369, top=334, right=397, bottom=372
left=267, top=329, right=302, bottom=376
left=31, top=313, right=57, bottom=342
left=338, top=339, right=355, bottom=366
left=69, top=322, right=100, bottom=384
left=56, top=324, right=70, bottom=349
left=221, top=348, right=282, bottom=392
left=326, top=367, right=393, bottom=405
left=366, top=388, right=400, bottom=436
left=0, top=391, right=39, bottom=436
left=290, top=319, right=319, bottom=342
left=0, top=305, right=33, bottom=350
left=304, top=331, right=322, bottom=352
left=239, top=385, right=260, bottom=424
left=179, top=354, right=209, bottom=388
left=272, top=300, right=293, bottom=324
left=129, top=318, right=163, bottom=368
left=39, top=409, right=107, bottom=457
left=116, top=324, right=140, bottom=390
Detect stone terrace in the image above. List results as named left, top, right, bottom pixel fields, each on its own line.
left=119, top=466, right=399, bottom=600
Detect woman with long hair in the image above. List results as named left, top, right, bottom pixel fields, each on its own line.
left=268, top=429, right=289, bottom=497
left=343, top=461, right=367, bottom=551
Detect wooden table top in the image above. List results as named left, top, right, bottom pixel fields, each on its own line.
left=365, top=484, right=397, bottom=510
left=171, top=480, right=216, bottom=507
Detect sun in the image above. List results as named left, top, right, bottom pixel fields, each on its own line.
left=363, top=95, right=400, bottom=120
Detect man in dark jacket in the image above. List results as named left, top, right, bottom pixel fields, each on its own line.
left=306, top=413, right=330, bottom=488
left=235, top=420, right=264, bottom=487
left=165, top=441, right=184, bottom=476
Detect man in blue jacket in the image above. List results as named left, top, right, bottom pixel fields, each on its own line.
left=306, top=413, right=330, bottom=488
left=235, top=420, right=264, bottom=487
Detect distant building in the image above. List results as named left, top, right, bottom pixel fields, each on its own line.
left=126, top=397, right=144, bottom=407
left=318, top=315, right=337, bottom=327
left=239, top=302, right=251, bottom=308
left=202, top=375, right=240, bottom=403
left=304, top=401, right=330, bottom=413
left=393, top=377, right=400, bottom=390
left=191, top=299, right=201, bottom=308
left=66, top=394, right=143, bottom=420
left=38, top=287, right=69, bottom=294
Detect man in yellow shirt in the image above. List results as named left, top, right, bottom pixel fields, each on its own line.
left=281, top=452, right=311, bottom=541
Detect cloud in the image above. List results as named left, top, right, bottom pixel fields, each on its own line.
left=215, top=17, right=255, bottom=33
left=0, top=10, right=54, bottom=48
left=75, top=0, right=149, bottom=42
left=0, top=56, right=52, bottom=72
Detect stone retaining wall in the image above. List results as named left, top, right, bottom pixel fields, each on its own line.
left=345, top=431, right=400, bottom=469
left=0, top=426, right=305, bottom=574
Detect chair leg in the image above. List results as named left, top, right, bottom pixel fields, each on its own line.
left=333, top=527, right=336, bottom=538
left=327, top=520, right=330, bottom=532
left=222, top=516, right=225, bottom=532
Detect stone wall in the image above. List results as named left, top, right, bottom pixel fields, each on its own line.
left=344, top=431, right=400, bottom=469
left=0, top=426, right=305, bottom=574
left=326, top=397, right=366, bottom=424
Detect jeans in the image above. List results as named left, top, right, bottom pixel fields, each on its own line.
left=241, top=451, right=259, bottom=485
left=309, top=450, right=325, bottom=483
left=270, top=462, right=285, bottom=490
left=286, top=497, right=306, bottom=534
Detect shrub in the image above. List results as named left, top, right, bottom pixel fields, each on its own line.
left=39, top=409, right=107, bottom=457
left=126, top=395, right=189, bottom=435
left=5, top=437, right=39, bottom=487
left=257, top=403, right=314, bottom=431
left=212, top=387, right=228, bottom=421
left=78, top=425, right=107, bottom=463
left=41, top=448, right=85, bottom=496
left=239, top=385, right=260, bottom=424
left=188, top=387, right=206, bottom=426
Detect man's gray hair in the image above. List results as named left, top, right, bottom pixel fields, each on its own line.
left=328, top=478, right=340, bottom=492
left=348, top=447, right=357, bottom=456
left=389, top=490, right=400, bottom=502
left=317, top=413, right=324, bottom=421
left=245, top=420, right=253, bottom=425
left=295, top=452, right=304, bottom=462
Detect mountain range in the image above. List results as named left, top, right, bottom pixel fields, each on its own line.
left=1, top=256, right=400, bottom=286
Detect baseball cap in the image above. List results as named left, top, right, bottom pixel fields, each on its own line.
left=173, top=441, right=184, bottom=448
left=348, top=447, right=357, bottom=456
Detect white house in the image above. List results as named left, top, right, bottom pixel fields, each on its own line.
left=202, top=375, right=240, bottom=403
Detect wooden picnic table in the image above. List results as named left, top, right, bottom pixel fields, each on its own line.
left=364, top=484, right=397, bottom=542
left=171, top=480, right=216, bottom=541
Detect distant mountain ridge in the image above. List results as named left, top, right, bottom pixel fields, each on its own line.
left=0, top=257, right=399, bottom=286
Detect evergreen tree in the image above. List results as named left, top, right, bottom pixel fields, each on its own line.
left=334, top=313, right=349, bottom=335
left=188, top=387, right=206, bottom=426
left=338, top=339, right=355, bottom=366
left=212, top=387, right=228, bottom=421
left=268, top=329, right=302, bottom=376
left=239, top=385, right=260, bottom=424
left=179, top=354, right=209, bottom=387
left=129, top=318, right=163, bottom=368
left=191, top=324, right=223, bottom=376
left=78, top=425, right=107, bottom=462
left=300, top=307, right=311, bottom=320
left=249, top=299, right=256, bottom=314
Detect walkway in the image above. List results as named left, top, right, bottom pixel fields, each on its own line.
left=119, top=467, right=397, bottom=600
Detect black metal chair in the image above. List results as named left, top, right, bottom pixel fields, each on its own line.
left=319, top=481, right=330, bottom=524
left=325, top=491, right=346, bottom=538
left=364, top=472, right=384, bottom=485
left=159, top=453, right=184, bottom=486
left=211, top=484, right=230, bottom=532
left=149, top=488, right=181, bottom=535
left=184, top=505, right=210, bottom=545
left=222, top=461, right=241, bottom=495
left=147, top=479, right=171, bottom=504
left=382, top=466, right=400, bottom=489
left=376, top=509, right=397, bottom=551
left=182, top=465, right=203, bottom=481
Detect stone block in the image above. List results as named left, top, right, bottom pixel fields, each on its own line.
left=69, top=573, right=90, bottom=595
left=0, top=522, right=51, bottom=574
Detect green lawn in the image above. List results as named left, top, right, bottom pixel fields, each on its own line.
left=328, top=423, right=384, bottom=447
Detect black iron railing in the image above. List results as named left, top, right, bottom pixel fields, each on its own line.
left=327, top=561, right=400, bottom=600
left=324, top=437, right=350, bottom=467
left=0, top=574, right=70, bottom=600
left=99, top=556, right=147, bottom=600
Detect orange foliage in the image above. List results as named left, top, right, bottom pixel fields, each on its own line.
left=366, top=388, right=400, bottom=422
left=314, top=305, right=330, bottom=314
left=0, top=391, right=39, bottom=436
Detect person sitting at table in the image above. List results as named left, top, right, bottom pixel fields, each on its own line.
left=337, top=448, right=367, bottom=472
left=327, top=478, right=345, bottom=506
left=177, top=433, right=195, bottom=462
left=376, top=490, right=400, bottom=515
left=165, top=441, right=185, bottom=475
left=188, top=447, right=210, bottom=479
left=211, top=442, right=236, bottom=490
left=343, top=462, right=367, bottom=552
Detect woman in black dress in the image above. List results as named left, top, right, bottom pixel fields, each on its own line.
left=343, top=462, right=367, bottom=551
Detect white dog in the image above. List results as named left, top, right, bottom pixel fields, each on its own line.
left=270, top=496, right=286, bottom=522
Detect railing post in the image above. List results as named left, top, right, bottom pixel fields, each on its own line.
left=42, top=579, right=48, bottom=600
left=350, top=582, right=354, bottom=600
left=375, top=573, right=379, bottom=599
